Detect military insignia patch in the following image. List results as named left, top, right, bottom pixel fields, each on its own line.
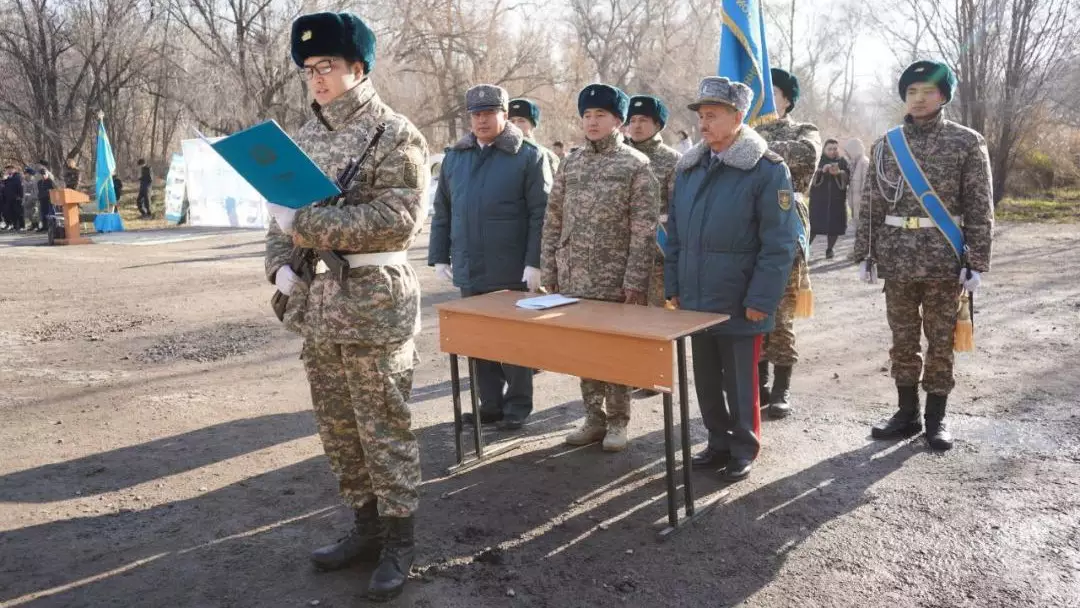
left=301, top=30, right=312, bottom=41
left=778, top=190, right=793, bottom=211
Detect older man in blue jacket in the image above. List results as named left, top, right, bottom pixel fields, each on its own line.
left=665, top=77, right=797, bottom=482
left=428, top=84, right=552, bottom=430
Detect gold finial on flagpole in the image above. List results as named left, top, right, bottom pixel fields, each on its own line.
left=97, top=110, right=105, bottom=121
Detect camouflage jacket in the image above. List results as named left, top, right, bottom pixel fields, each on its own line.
left=755, top=115, right=821, bottom=195
left=854, top=112, right=994, bottom=280
left=540, top=131, right=659, bottom=302
left=264, top=78, right=430, bottom=345
left=526, top=135, right=561, bottom=175
left=629, top=133, right=681, bottom=217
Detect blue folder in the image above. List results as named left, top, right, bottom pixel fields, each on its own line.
left=204, top=120, right=341, bottom=209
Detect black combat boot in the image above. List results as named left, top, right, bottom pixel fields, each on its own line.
left=310, top=501, right=382, bottom=571
left=768, top=365, right=793, bottom=419
left=368, top=516, right=415, bottom=602
left=871, top=385, right=922, bottom=439
left=758, top=360, right=771, bottom=409
left=924, top=393, right=954, bottom=451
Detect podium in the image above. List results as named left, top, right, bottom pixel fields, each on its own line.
left=49, top=188, right=91, bottom=245
left=436, top=291, right=730, bottom=538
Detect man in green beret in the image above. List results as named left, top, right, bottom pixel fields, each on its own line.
left=508, top=98, right=560, bottom=174
left=854, top=60, right=994, bottom=452
left=264, top=11, right=429, bottom=601
left=540, top=83, right=659, bottom=452
left=753, top=67, right=821, bottom=420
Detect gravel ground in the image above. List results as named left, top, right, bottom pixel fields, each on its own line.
left=0, top=223, right=1077, bottom=608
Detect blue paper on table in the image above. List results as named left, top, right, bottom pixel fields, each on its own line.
left=202, top=120, right=341, bottom=209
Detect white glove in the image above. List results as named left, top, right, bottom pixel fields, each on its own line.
left=275, top=265, right=299, bottom=296
left=434, top=263, right=453, bottom=282
left=522, top=266, right=542, bottom=292
left=267, top=203, right=297, bottom=233
left=959, top=269, right=981, bottom=293
left=858, top=260, right=878, bottom=284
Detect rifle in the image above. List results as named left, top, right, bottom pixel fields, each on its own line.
left=271, top=123, right=388, bottom=322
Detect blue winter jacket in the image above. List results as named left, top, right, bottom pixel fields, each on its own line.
left=428, top=123, right=551, bottom=292
left=664, top=127, right=797, bottom=335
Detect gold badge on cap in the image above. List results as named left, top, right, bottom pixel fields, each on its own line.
left=778, top=190, right=793, bottom=211
left=301, top=30, right=312, bottom=41
left=634, top=101, right=643, bottom=106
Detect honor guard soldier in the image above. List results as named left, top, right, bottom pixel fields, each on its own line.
left=666, top=77, right=797, bottom=482
left=264, top=12, right=430, bottom=601
left=854, top=60, right=993, bottom=451
left=751, top=68, right=821, bottom=419
left=428, top=84, right=551, bottom=430
left=540, top=83, right=659, bottom=452
left=508, top=98, right=561, bottom=174
left=626, top=94, right=682, bottom=309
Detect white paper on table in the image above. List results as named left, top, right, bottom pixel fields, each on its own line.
left=515, top=294, right=580, bottom=310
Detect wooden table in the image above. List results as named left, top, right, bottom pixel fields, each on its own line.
left=436, top=290, right=729, bottom=538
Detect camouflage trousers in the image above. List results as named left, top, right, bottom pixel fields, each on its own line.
left=761, top=256, right=803, bottom=366
left=580, top=379, right=631, bottom=426
left=302, top=339, right=421, bottom=518
left=22, top=197, right=39, bottom=225
left=647, top=253, right=665, bottom=308
left=884, top=279, right=962, bottom=395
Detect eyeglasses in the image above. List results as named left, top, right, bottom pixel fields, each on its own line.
left=298, top=59, right=336, bottom=80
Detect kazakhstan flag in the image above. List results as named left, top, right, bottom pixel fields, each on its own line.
left=95, top=118, right=117, bottom=211
left=718, top=0, right=778, bottom=125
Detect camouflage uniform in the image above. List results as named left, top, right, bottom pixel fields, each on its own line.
left=755, top=115, right=820, bottom=366
left=527, top=136, right=561, bottom=175
left=265, top=78, right=429, bottom=517
left=628, top=133, right=681, bottom=307
left=854, top=112, right=993, bottom=395
left=540, top=131, right=659, bottom=425
left=22, top=176, right=39, bottom=226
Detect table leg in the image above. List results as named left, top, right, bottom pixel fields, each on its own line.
left=450, top=354, right=463, bottom=466
left=678, top=337, right=695, bottom=516
left=657, top=334, right=728, bottom=540
left=446, top=356, right=523, bottom=475
left=662, top=391, right=678, bottom=530
left=468, top=357, right=483, bottom=458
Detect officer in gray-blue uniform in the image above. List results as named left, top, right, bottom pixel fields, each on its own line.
left=428, top=84, right=551, bottom=430
left=665, top=77, right=797, bottom=482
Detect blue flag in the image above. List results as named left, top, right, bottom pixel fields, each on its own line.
left=718, top=0, right=778, bottom=125
left=95, top=119, right=117, bottom=211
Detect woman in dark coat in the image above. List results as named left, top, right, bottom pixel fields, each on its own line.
left=809, top=138, right=849, bottom=258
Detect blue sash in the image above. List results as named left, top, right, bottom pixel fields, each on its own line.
left=885, top=126, right=965, bottom=261
left=656, top=223, right=667, bottom=257
left=794, top=196, right=809, bottom=259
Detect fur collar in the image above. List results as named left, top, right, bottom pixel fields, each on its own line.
left=450, top=121, right=525, bottom=155
left=676, top=126, right=769, bottom=173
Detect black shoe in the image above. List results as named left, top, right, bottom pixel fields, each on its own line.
left=461, top=410, right=502, bottom=426
left=691, top=446, right=731, bottom=469
left=368, top=516, right=415, bottom=602
left=723, top=458, right=753, bottom=482
left=496, top=417, right=524, bottom=431
left=826, top=249, right=835, bottom=259
left=871, top=386, right=923, bottom=439
left=768, top=365, right=793, bottom=419
left=310, top=502, right=382, bottom=571
left=924, top=393, right=954, bottom=451
left=757, top=360, right=771, bottom=408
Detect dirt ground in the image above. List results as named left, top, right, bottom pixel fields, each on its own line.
left=0, top=222, right=1078, bottom=608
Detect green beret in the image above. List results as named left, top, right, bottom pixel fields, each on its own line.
left=770, top=68, right=800, bottom=113
left=627, top=95, right=669, bottom=129
left=508, top=98, right=541, bottom=127
left=899, top=60, right=956, bottom=104
left=578, top=84, right=630, bottom=122
left=291, top=12, right=376, bottom=73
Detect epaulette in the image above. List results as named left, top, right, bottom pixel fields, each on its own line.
left=763, top=149, right=784, bottom=164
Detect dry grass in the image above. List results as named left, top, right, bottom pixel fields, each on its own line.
left=997, top=188, right=1080, bottom=223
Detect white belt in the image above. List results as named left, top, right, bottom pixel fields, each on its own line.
left=884, top=215, right=962, bottom=229
left=314, top=251, right=409, bottom=274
